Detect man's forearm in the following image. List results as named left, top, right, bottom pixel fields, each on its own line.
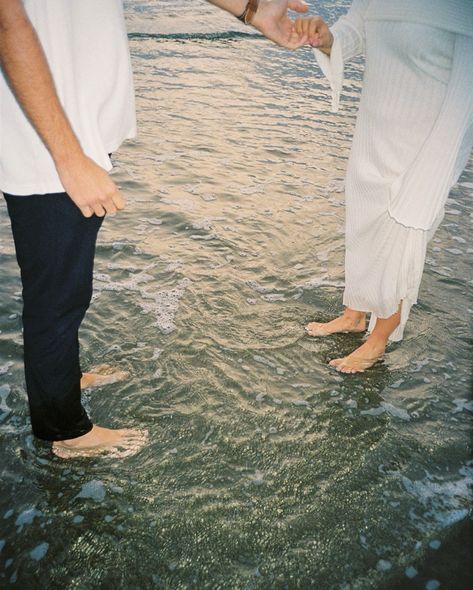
left=0, top=0, right=84, bottom=168
left=0, top=0, right=123, bottom=217
left=205, top=1, right=309, bottom=49
left=206, top=0, right=248, bottom=17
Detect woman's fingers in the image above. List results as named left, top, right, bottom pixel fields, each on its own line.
left=294, top=16, right=327, bottom=46
left=309, top=18, right=320, bottom=38
left=293, top=17, right=303, bottom=36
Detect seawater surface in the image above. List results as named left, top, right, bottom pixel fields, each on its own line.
left=0, top=1, right=472, bottom=589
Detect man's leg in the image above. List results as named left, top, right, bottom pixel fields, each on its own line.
left=5, top=192, right=147, bottom=457
left=5, top=192, right=102, bottom=441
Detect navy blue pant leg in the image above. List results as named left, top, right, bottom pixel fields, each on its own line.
left=4, top=192, right=103, bottom=441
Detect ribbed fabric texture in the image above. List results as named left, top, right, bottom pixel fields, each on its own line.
left=366, top=0, right=473, bottom=39
left=389, top=35, right=473, bottom=230
left=312, top=0, right=473, bottom=341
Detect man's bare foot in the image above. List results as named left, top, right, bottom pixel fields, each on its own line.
left=328, top=337, right=386, bottom=374
left=80, top=364, right=129, bottom=389
left=52, top=425, right=148, bottom=459
left=306, top=312, right=366, bottom=337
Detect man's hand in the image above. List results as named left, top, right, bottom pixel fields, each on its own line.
left=0, top=0, right=124, bottom=218
left=251, top=0, right=310, bottom=49
left=56, top=155, right=125, bottom=218
left=294, top=15, right=333, bottom=55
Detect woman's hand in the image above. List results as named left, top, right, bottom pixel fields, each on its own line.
left=294, top=15, right=333, bottom=54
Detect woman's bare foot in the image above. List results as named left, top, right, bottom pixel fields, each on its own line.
left=52, top=425, right=148, bottom=459
left=306, top=309, right=366, bottom=337
left=80, top=364, right=129, bottom=389
left=329, top=336, right=386, bottom=374
left=328, top=305, right=401, bottom=373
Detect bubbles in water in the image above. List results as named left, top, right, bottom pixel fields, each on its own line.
left=452, top=399, right=473, bottom=414
left=0, top=361, right=13, bottom=375
left=380, top=402, right=411, bottom=421
left=376, top=559, right=392, bottom=572
left=140, top=278, right=191, bottom=334
left=75, top=480, right=106, bottom=503
left=0, top=383, right=12, bottom=416
left=15, top=508, right=41, bottom=531
left=29, top=542, right=49, bottom=561
left=248, top=470, right=264, bottom=486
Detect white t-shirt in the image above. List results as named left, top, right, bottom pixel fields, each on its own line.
left=0, top=0, right=137, bottom=195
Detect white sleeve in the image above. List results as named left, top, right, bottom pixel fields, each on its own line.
left=312, top=0, right=370, bottom=112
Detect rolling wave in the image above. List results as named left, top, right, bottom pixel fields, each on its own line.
left=128, top=30, right=261, bottom=42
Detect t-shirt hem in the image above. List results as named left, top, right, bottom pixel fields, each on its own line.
left=0, top=132, right=136, bottom=197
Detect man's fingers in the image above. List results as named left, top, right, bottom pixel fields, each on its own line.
left=294, top=17, right=309, bottom=37
left=80, top=198, right=119, bottom=218
left=75, top=188, right=123, bottom=218
left=287, top=32, right=308, bottom=50
left=102, top=199, right=118, bottom=215
left=80, top=206, right=94, bottom=218
left=288, top=0, right=309, bottom=15
left=112, top=190, right=125, bottom=211
left=92, top=204, right=106, bottom=217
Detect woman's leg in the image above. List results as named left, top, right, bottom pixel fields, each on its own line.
left=329, top=304, right=401, bottom=373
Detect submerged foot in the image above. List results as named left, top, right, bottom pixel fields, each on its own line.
left=305, top=314, right=366, bottom=337
left=80, top=364, right=129, bottom=389
left=328, top=338, right=386, bottom=374
left=52, top=425, right=148, bottom=459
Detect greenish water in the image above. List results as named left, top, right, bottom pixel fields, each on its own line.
left=0, top=1, right=472, bottom=588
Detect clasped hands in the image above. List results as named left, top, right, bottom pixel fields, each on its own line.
left=251, top=0, right=333, bottom=52
left=63, top=1, right=334, bottom=219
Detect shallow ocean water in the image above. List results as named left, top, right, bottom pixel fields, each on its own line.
left=0, top=1, right=472, bottom=589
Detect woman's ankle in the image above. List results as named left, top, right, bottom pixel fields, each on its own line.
left=365, top=332, right=390, bottom=352
left=343, top=308, right=366, bottom=322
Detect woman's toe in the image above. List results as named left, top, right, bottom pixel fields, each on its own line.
left=306, top=322, right=325, bottom=336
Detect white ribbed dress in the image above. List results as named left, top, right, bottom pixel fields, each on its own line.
left=313, top=0, right=473, bottom=341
